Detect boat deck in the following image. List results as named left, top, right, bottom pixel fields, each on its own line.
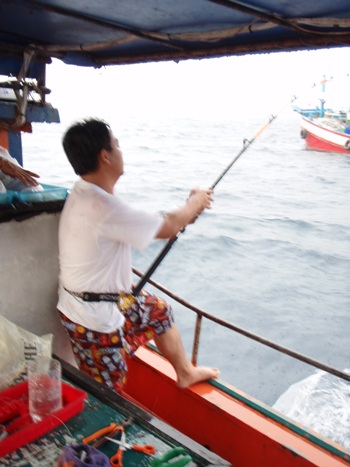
left=0, top=359, right=229, bottom=467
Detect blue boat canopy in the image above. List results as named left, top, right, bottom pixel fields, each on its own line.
left=0, top=0, right=350, bottom=74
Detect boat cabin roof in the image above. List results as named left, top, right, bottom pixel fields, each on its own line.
left=0, top=0, right=350, bottom=77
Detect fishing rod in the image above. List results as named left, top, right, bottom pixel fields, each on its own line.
left=132, top=95, right=297, bottom=296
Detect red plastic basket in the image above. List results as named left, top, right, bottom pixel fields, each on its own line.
left=0, top=380, right=87, bottom=457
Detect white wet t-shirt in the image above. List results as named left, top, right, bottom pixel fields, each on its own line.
left=57, top=179, right=163, bottom=332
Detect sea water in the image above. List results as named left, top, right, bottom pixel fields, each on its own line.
left=21, top=109, right=350, bottom=448
left=273, top=369, right=350, bottom=450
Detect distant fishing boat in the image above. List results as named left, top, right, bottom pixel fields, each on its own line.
left=294, top=80, right=350, bottom=154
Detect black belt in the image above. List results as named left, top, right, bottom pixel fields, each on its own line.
left=64, top=288, right=120, bottom=302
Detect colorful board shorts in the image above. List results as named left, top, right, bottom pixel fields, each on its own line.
left=58, top=290, right=174, bottom=393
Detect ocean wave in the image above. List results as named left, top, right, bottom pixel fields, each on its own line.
left=273, top=370, right=350, bottom=450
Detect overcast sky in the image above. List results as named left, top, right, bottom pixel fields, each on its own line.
left=47, top=47, right=350, bottom=121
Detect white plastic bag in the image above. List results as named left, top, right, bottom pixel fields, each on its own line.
left=0, top=315, right=53, bottom=390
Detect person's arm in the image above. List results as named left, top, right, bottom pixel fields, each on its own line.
left=0, top=157, right=40, bottom=186
left=156, top=188, right=214, bottom=239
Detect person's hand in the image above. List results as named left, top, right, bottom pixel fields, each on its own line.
left=157, top=188, right=214, bottom=238
left=0, top=158, right=40, bottom=186
left=187, top=188, right=214, bottom=223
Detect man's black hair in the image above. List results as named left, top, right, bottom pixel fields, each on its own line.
left=62, top=118, right=112, bottom=175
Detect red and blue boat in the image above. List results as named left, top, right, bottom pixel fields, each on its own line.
left=294, top=80, right=350, bottom=154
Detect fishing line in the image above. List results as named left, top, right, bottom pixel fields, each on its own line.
left=133, top=95, right=298, bottom=296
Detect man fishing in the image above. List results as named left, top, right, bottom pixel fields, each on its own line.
left=57, top=118, right=220, bottom=392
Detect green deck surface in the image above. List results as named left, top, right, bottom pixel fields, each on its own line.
left=1, top=392, right=183, bottom=466
left=0, top=361, right=230, bottom=466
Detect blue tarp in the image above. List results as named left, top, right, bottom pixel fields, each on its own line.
left=0, top=0, right=349, bottom=74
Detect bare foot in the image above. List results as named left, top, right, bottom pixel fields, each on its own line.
left=177, top=365, right=220, bottom=389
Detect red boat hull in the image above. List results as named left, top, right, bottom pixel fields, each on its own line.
left=305, top=132, right=350, bottom=154
left=300, top=117, right=350, bottom=154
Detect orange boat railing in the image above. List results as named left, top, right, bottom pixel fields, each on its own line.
left=132, top=267, right=350, bottom=384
